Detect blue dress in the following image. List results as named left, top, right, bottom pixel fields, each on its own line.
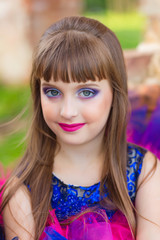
left=1, top=144, right=147, bottom=240
left=51, top=143, right=146, bottom=222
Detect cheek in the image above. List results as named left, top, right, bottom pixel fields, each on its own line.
left=41, top=98, right=57, bottom=123
left=82, top=95, right=112, bottom=122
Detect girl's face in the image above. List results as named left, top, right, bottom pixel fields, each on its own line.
left=40, top=78, right=113, bottom=146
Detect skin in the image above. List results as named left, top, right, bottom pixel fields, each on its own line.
left=40, top=78, right=113, bottom=186
left=40, top=78, right=113, bottom=147
left=136, top=152, right=160, bottom=239
left=3, top=180, right=35, bottom=240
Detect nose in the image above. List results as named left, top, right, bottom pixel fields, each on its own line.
left=60, top=96, right=78, bottom=119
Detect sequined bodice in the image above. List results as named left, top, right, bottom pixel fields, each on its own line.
left=51, top=144, right=146, bottom=221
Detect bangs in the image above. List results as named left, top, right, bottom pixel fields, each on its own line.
left=35, top=30, right=111, bottom=83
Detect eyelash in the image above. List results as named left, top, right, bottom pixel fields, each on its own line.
left=43, top=88, right=61, bottom=98
left=43, top=88, right=99, bottom=99
left=77, top=88, right=99, bottom=98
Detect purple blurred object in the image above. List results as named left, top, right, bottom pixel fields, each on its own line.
left=141, top=100, right=160, bottom=158
left=127, top=94, right=160, bottom=159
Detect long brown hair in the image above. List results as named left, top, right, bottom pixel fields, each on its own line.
left=1, top=16, right=135, bottom=239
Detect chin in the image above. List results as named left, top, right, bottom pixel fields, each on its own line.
left=56, top=135, right=88, bottom=146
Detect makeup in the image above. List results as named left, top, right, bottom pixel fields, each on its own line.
left=42, top=86, right=99, bottom=99
left=43, top=88, right=61, bottom=98
left=77, top=88, right=99, bottom=99
left=58, top=123, right=86, bottom=132
left=41, top=79, right=113, bottom=145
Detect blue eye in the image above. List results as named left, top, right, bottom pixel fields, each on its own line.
left=78, top=88, right=99, bottom=99
left=43, top=88, right=61, bottom=98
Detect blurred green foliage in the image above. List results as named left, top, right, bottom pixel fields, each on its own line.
left=86, top=11, right=146, bottom=49
left=0, top=84, right=30, bottom=166
left=84, top=0, right=138, bottom=12
left=84, top=0, right=106, bottom=12
left=0, top=131, right=26, bottom=167
left=0, top=84, right=30, bottom=121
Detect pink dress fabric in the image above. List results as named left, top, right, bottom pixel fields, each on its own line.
left=40, top=209, right=134, bottom=240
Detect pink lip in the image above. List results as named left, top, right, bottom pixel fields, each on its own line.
left=58, top=123, right=86, bottom=132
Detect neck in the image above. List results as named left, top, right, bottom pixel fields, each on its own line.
left=53, top=135, right=105, bottom=186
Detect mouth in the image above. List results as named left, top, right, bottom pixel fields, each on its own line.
left=58, top=123, right=86, bottom=132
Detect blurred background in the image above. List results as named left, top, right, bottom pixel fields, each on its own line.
left=0, top=0, right=160, bottom=168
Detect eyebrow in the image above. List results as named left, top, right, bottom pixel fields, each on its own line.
left=41, top=81, right=100, bottom=88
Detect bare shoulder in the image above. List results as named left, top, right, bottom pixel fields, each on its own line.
left=135, top=151, right=160, bottom=240
left=3, top=177, right=35, bottom=240
left=3, top=177, right=32, bottom=215
left=137, top=151, right=160, bottom=187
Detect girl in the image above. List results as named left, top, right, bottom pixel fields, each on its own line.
left=1, top=16, right=160, bottom=240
